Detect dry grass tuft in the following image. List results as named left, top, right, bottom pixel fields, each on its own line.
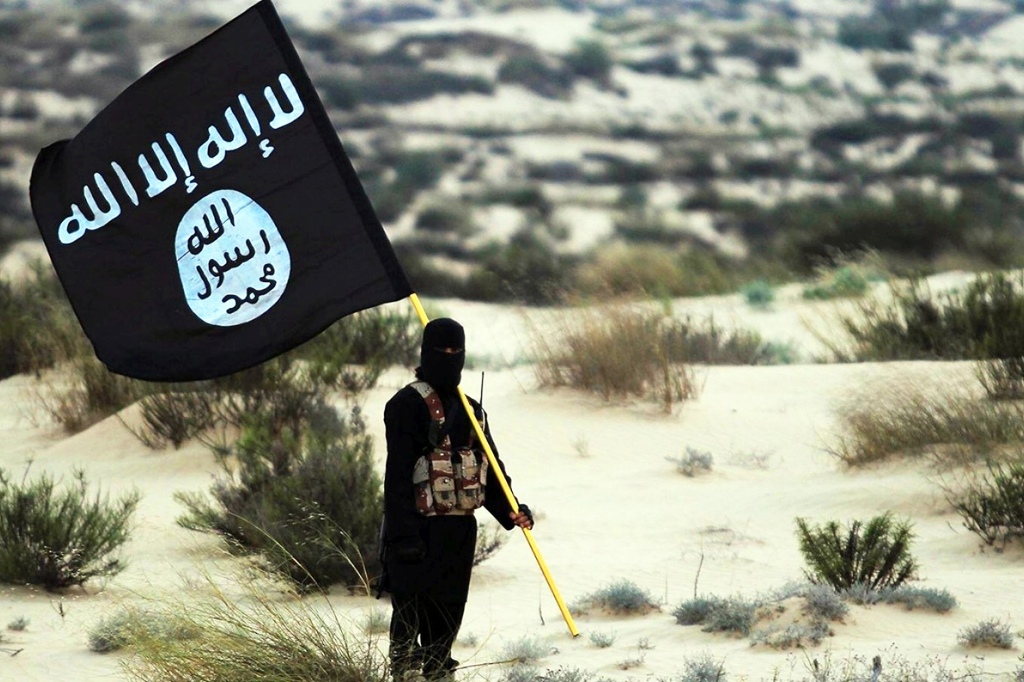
left=828, top=378, right=1024, bottom=467
left=121, top=578, right=388, bottom=682
left=532, top=304, right=700, bottom=411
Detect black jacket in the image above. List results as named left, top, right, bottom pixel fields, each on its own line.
left=381, top=383, right=517, bottom=599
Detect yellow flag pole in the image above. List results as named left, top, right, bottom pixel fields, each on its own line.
left=408, top=293, right=579, bottom=638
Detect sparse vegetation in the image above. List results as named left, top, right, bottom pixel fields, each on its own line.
left=796, top=513, right=917, bottom=591
left=946, top=460, right=1024, bottom=550
left=120, top=579, right=389, bottom=682
left=957, top=619, right=1014, bottom=649
left=667, top=447, right=714, bottom=476
left=572, top=579, right=659, bottom=616
left=0, top=468, right=139, bottom=590
left=175, top=401, right=383, bottom=591
left=829, top=378, right=1024, bottom=466
left=473, top=521, right=510, bottom=566
left=532, top=305, right=699, bottom=411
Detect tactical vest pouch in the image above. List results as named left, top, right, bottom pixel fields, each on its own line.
left=410, top=382, right=488, bottom=516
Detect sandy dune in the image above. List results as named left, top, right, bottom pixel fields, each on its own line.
left=3, top=289, right=1024, bottom=681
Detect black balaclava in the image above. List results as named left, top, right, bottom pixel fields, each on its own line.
left=417, top=318, right=465, bottom=394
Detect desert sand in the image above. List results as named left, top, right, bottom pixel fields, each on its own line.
left=2, top=259, right=1024, bottom=681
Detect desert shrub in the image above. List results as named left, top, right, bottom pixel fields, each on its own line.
left=829, top=379, right=1024, bottom=466
left=843, top=584, right=956, bottom=612
left=349, top=66, right=492, bottom=105
left=6, top=616, right=27, bottom=631
left=673, top=596, right=726, bottom=625
left=565, top=39, right=612, bottom=86
left=361, top=607, right=389, bottom=636
left=0, top=468, right=139, bottom=590
left=532, top=305, right=699, bottom=411
left=801, top=583, right=849, bottom=622
left=976, top=357, right=1024, bottom=400
left=873, top=62, right=915, bottom=90
left=0, top=265, right=83, bottom=379
left=476, top=184, right=552, bottom=219
left=89, top=608, right=198, bottom=653
left=588, top=630, right=616, bottom=648
left=831, top=273, right=1024, bottom=362
left=498, top=53, right=573, bottom=98
left=750, top=621, right=832, bottom=650
left=796, top=513, right=917, bottom=591
left=415, top=200, right=477, bottom=237
left=676, top=652, right=727, bottom=682
left=661, top=317, right=790, bottom=365
left=802, top=265, right=871, bottom=300
left=466, top=230, right=573, bottom=305
left=176, top=403, right=383, bottom=591
left=947, top=460, right=1024, bottom=549
left=741, top=280, right=774, bottom=308
left=667, top=447, right=713, bottom=476
left=473, top=521, right=509, bottom=566
left=38, top=355, right=146, bottom=433
left=121, top=582, right=388, bottom=682
left=502, top=635, right=551, bottom=664
left=572, top=579, right=659, bottom=616
left=674, top=595, right=758, bottom=636
left=957, top=619, right=1014, bottom=649
left=575, top=244, right=739, bottom=299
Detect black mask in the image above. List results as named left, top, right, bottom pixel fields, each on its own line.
left=417, top=318, right=465, bottom=393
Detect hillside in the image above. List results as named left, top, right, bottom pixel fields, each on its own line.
left=4, top=0, right=1024, bottom=301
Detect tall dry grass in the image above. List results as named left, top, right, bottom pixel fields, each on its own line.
left=532, top=304, right=700, bottom=411
left=829, top=378, right=1024, bottom=467
left=119, top=577, right=389, bottom=682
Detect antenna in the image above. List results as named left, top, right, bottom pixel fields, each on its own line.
left=479, top=371, right=485, bottom=408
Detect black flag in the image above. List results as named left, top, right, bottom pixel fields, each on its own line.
left=29, top=0, right=411, bottom=382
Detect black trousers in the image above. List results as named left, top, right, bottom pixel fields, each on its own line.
left=389, top=592, right=465, bottom=678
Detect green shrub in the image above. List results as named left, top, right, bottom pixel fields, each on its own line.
left=465, top=230, right=573, bottom=305
left=957, top=619, right=1014, bottom=649
left=796, top=513, right=917, bottom=591
left=673, top=596, right=726, bottom=626
left=498, top=53, right=573, bottom=98
left=947, top=460, right=1024, bottom=549
left=414, top=200, right=476, bottom=237
left=565, top=39, right=613, bottom=86
left=572, top=579, right=659, bottom=616
left=673, top=595, right=757, bottom=636
left=831, top=273, right=1024, bottom=362
left=0, top=468, right=139, bottom=590
left=176, top=403, right=383, bottom=591
left=532, top=305, right=699, bottom=411
left=802, top=265, right=871, bottom=300
left=741, top=280, right=774, bottom=308
left=0, top=265, right=83, bottom=379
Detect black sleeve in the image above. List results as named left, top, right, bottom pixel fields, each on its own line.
left=475, top=403, right=519, bottom=531
left=383, top=392, right=427, bottom=544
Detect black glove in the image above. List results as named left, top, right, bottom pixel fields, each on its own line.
left=392, top=538, right=426, bottom=564
left=519, top=504, right=534, bottom=528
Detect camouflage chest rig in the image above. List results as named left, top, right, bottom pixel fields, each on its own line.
left=410, top=381, right=489, bottom=516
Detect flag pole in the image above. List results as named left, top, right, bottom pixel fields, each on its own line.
left=408, top=293, right=580, bottom=638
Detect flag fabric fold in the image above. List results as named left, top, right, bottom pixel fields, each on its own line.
left=30, top=0, right=411, bottom=381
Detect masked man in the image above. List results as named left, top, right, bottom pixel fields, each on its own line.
left=379, top=318, right=533, bottom=681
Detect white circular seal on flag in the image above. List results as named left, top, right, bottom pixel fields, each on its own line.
left=176, top=189, right=291, bottom=327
